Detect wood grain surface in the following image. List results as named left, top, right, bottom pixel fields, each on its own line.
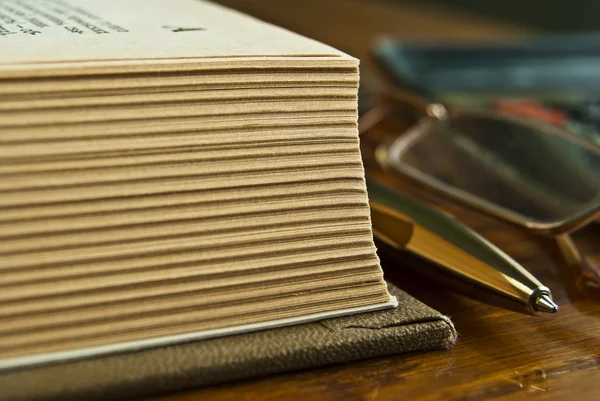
left=143, top=1, right=600, bottom=400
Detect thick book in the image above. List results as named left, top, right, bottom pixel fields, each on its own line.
left=0, top=0, right=397, bottom=371
left=0, top=2, right=458, bottom=399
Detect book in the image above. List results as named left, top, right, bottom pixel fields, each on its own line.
left=0, top=0, right=396, bottom=372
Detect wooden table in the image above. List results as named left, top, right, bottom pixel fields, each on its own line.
left=146, top=1, right=600, bottom=400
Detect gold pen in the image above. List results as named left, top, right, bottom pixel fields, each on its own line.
left=367, top=179, right=558, bottom=315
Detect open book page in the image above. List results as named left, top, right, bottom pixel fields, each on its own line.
left=0, top=0, right=354, bottom=65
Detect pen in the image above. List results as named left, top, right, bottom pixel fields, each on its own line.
left=367, top=179, right=558, bottom=315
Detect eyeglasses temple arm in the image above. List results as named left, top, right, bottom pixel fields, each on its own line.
left=555, top=233, right=600, bottom=295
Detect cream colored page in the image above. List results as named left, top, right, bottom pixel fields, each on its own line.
left=0, top=0, right=353, bottom=64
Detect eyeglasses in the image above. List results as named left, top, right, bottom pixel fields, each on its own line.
left=359, top=88, right=600, bottom=293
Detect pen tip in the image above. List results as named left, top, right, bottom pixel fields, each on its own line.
left=533, top=294, right=559, bottom=314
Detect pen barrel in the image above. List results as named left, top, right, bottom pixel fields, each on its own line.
left=367, top=180, right=553, bottom=315
left=376, top=240, right=550, bottom=316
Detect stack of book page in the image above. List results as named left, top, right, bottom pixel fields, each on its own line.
left=0, top=0, right=395, bottom=371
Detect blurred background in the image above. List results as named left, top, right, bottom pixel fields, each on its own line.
left=426, top=0, right=600, bottom=32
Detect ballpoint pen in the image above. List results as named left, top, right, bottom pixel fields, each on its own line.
left=367, top=178, right=559, bottom=315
